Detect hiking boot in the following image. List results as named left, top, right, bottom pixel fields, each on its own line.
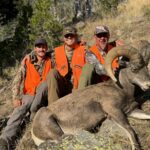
left=0, top=138, right=8, bottom=150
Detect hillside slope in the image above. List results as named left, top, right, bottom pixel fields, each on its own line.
left=0, top=0, right=150, bottom=150
left=79, top=0, right=150, bottom=45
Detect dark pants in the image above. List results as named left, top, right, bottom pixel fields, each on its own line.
left=46, top=69, right=73, bottom=106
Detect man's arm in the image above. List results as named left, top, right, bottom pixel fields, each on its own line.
left=21, top=51, right=37, bottom=65
left=85, top=50, right=106, bottom=75
left=21, top=49, right=56, bottom=68
left=12, top=65, right=26, bottom=108
left=50, top=50, right=56, bottom=68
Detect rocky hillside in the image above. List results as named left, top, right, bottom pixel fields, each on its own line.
left=0, top=0, right=150, bottom=150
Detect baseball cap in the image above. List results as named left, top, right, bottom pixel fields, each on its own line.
left=94, top=25, right=110, bottom=35
left=34, top=38, right=47, bottom=46
left=63, top=27, right=77, bottom=36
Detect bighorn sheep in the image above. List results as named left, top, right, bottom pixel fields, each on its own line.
left=31, top=45, right=150, bottom=150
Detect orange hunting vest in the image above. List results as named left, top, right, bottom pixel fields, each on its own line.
left=24, top=58, right=51, bottom=95
left=90, top=44, right=118, bottom=81
left=55, top=44, right=86, bottom=89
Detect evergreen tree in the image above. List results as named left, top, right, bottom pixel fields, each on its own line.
left=29, top=0, right=63, bottom=49
left=0, top=0, right=32, bottom=75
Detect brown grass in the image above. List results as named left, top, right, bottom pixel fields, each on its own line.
left=118, top=0, right=150, bottom=17
left=15, top=123, right=37, bottom=150
left=0, top=0, right=150, bottom=149
left=80, top=0, right=150, bottom=44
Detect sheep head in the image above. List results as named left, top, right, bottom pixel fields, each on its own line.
left=104, top=45, right=144, bottom=82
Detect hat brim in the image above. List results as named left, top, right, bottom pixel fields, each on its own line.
left=34, top=41, right=48, bottom=46
left=95, top=31, right=109, bottom=35
left=63, top=32, right=77, bottom=36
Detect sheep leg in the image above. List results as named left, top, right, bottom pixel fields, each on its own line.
left=32, top=108, right=64, bottom=146
left=107, top=108, right=141, bottom=150
left=129, top=108, right=150, bottom=119
left=46, top=114, right=64, bottom=140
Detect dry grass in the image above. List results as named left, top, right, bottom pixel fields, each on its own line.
left=15, top=123, right=37, bottom=150
left=0, top=81, right=13, bottom=118
left=118, top=0, right=150, bottom=18
left=80, top=0, right=150, bottom=45
left=0, top=67, right=17, bottom=118
left=0, top=0, right=150, bottom=149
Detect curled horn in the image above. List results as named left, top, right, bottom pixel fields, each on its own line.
left=104, top=45, right=143, bottom=82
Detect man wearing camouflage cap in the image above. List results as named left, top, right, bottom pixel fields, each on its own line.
left=78, top=25, right=123, bottom=88
left=46, top=26, right=86, bottom=104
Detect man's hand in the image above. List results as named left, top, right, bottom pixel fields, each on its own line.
left=116, top=39, right=124, bottom=46
left=13, top=99, right=22, bottom=108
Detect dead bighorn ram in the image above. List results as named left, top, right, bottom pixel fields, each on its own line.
left=31, top=45, right=150, bottom=150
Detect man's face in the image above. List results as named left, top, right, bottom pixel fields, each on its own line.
left=94, top=32, right=109, bottom=50
left=34, top=44, right=48, bottom=58
left=63, top=33, right=77, bottom=46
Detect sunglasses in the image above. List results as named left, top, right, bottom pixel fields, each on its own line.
left=96, top=33, right=109, bottom=38
left=64, top=34, right=75, bottom=38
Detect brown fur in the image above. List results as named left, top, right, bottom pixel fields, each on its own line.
left=32, top=45, right=150, bottom=150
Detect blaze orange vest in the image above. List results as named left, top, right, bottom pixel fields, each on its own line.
left=90, top=44, right=118, bottom=81
left=55, top=44, right=86, bottom=89
left=90, top=44, right=118, bottom=67
left=24, top=58, right=51, bottom=95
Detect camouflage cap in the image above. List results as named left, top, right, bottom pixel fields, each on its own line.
left=63, top=27, right=77, bottom=36
left=94, top=25, right=110, bottom=35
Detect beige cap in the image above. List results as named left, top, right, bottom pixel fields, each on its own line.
left=94, top=25, right=110, bottom=35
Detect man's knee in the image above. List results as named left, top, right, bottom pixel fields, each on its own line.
left=36, top=82, right=48, bottom=95
left=47, top=69, right=60, bottom=80
left=82, top=63, right=95, bottom=76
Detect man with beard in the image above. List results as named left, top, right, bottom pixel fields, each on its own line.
left=78, top=25, right=121, bottom=88
left=0, top=38, right=52, bottom=150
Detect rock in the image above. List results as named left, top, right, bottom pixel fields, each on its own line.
left=38, top=119, right=131, bottom=150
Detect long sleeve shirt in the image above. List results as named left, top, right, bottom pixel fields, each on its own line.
left=85, top=49, right=107, bottom=75
left=12, top=55, right=48, bottom=101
